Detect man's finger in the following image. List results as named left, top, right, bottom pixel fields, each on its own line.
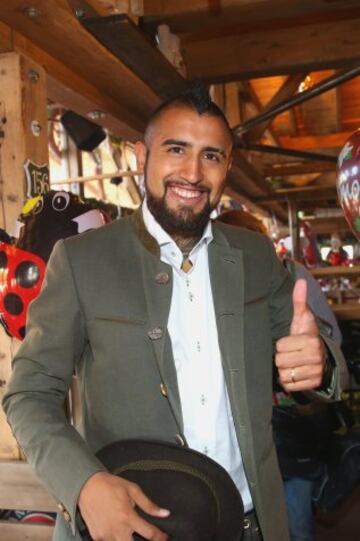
left=131, top=510, right=169, bottom=541
left=129, top=483, right=170, bottom=518
left=290, top=279, right=318, bottom=336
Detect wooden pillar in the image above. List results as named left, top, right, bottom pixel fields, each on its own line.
left=0, top=52, right=49, bottom=459
left=225, top=83, right=242, bottom=128
left=288, top=198, right=301, bottom=261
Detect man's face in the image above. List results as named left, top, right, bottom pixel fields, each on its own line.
left=135, top=106, right=233, bottom=236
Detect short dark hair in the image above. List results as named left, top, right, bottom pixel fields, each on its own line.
left=144, top=84, right=234, bottom=145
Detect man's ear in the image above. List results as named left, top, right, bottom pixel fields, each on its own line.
left=134, top=141, right=147, bottom=174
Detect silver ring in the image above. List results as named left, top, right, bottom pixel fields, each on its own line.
left=290, top=368, right=296, bottom=384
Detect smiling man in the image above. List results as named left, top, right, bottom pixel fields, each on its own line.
left=3, top=86, right=345, bottom=541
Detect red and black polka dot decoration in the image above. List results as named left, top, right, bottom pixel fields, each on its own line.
left=0, top=243, right=45, bottom=340
left=0, top=190, right=109, bottom=341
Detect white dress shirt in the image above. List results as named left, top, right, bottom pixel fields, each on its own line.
left=142, top=200, right=253, bottom=512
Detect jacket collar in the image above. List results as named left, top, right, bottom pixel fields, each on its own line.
left=130, top=206, right=231, bottom=257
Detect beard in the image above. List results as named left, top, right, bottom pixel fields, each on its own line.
left=146, top=182, right=212, bottom=238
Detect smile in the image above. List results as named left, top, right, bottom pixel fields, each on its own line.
left=171, top=186, right=204, bottom=199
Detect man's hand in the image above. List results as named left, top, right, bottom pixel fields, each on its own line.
left=275, top=278, right=327, bottom=392
left=78, top=471, right=170, bottom=541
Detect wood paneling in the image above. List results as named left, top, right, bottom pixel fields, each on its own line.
left=183, top=19, right=360, bottom=82
left=0, top=1, right=159, bottom=133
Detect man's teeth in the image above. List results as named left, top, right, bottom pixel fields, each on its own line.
left=171, top=186, right=202, bottom=199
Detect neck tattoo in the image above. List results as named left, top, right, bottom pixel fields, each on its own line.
left=173, top=236, right=199, bottom=258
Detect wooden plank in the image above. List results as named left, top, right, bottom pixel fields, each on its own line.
left=0, top=460, right=57, bottom=510
left=0, top=52, right=48, bottom=459
left=331, top=304, right=360, bottom=320
left=264, top=161, right=335, bottom=177
left=237, top=82, right=279, bottom=145
left=279, top=131, right=353, bottom=150
left=140, top=0, right=360, bottom=34
left=0, top=0, right=159, bottom=130
left=82, top=14, right=188, bottom=100
left=0, top=21, right=143, bottom=140
left=183, top=18, right=360, bottom=82
left=310, top=265, right=360, bottom=279
left=0, top=522, right=53, bottom=541
left=0, top=333, right=21, bottom=460
left=254, top=185, right=338, bottom=203
left=224, top=83, right=241, bottom=128
left=230, top=153, right=288, bottom=222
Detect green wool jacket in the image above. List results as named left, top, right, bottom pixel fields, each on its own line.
left=3, top=211, right=344, bottom=540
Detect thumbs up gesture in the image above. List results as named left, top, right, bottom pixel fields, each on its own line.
left=275, top=279, right=327, bottom=392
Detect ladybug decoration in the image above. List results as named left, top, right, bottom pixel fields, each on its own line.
left=0, top=190, right=109, bottom=340
left=337, top=129, right=360, bottom=240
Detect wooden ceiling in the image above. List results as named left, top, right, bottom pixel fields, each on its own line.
left=1, top=0, right=360, bottom=231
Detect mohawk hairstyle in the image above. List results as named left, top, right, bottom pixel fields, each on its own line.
left=144, top=83, right=234, bottom=145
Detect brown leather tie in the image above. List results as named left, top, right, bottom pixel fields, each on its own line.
left=181, top=257, right=193, bottom=273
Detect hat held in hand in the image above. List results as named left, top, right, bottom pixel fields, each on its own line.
left=77, top=439, right=244, bottom=541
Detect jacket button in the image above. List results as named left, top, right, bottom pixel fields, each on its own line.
left=148, top=327, right=163, bottom=340
left=175, top=434, right=185, bottom=447
left=155, top=272, right=169, bottom=285
left=160, top=383, right=167, bottom=397
left=58, top=503, right=71, bottom=523
left=63, top=510, right=71, bottom=523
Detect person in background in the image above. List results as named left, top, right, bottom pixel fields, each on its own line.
left=217, top=208, right=347, bottom=541
left=326, top=232, right=349, bottom=266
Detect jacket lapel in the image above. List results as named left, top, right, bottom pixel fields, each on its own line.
left=131, top=210, right=184, bottom=433
left=208, top=227, right=251, bottom=449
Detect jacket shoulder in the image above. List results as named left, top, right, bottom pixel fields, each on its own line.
left=213, top=220, right=272, bottom=251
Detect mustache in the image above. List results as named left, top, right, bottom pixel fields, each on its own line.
left=164, top=179, right=211, bottom=193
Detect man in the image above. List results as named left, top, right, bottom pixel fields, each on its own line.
left=3, top=87, right=344, bottom=541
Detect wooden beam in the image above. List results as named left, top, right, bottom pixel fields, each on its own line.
left=264, top=161, right=335, bottom=177
left=238, top=82, right=279, bottom=145
left=183, top=18, right=360, bottom=82
left=0, top=1, right=160, bottom=136
left=0, top=460, right=57, bottom=510
left=0, top=21, right=143, bottom=140
left=224, top=182, right=270, bottom=218
left=230, top=153, right=288, bottom=222
left=0, top=522, right=53, bottom=541
left=140, top=1, right=360, bottom=34
left=0, top=52, right=49, bottom=460
left=224, top=83, right=242, bottom=128
left=305, top=217, right=350, bottom=236
left=254, top=185, right=338, bottom=203
left=246, top=74, right=306, bottom=142
left=279, top=131, right=353, bottom=150
left=310, top=265, right=360, bottom=279
left=82, top=14, right=189, bottom=100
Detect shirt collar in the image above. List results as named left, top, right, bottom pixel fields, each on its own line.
left=142, top=198, right=213, bottom=265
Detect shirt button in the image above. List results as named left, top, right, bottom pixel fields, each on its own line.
left=188, top=292, right=194, bottom=301
left=147, top=327, right=163, bottom=340
left=203, top=446, right=209, bottom=455
left=196, top=341, right=201, bottom=352
left=200, top=394, right=206, bottom=405
left=155, top=272, right=169, bottom=285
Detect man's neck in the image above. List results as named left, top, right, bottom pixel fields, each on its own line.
left=172, top=234, right=201, bottom=258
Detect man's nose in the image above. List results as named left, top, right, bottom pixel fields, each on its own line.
left=180, top=156, right=202, bottom=184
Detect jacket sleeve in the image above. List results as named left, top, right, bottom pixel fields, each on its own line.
left=265, top=237, right=346, bottom=401
left=2, top=240, right=106, bottom=532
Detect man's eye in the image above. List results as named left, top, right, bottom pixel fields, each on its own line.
left=168, top=146, right=184, bottom=154
left=204, top=152, right=220, bottom=162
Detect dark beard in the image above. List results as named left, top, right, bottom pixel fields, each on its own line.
left=146, top=184, right=212, bottom=238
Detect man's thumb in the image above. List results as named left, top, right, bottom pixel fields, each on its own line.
left=290, top=278, right=315, bottom=335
